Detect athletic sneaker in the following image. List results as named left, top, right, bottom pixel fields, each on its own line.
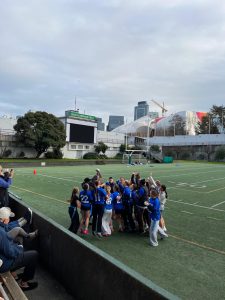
left=96, top=232, right=103, bottom=238
left=83, top=229, right=89, bottom=235
left=24, top=208, right=33, bottom=225
left=160, top=233, right=168, bottom=239
left=19, top=281, right=38, bottom=291
left=28, top=230, right=38, bottom=240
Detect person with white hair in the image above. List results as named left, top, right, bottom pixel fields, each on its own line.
left=0, top=207, right=38, bottom=291
left=0, top=207, right=38, bottom=244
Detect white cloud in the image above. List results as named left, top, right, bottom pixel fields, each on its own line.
left=0, top=0, right=225, bottom=124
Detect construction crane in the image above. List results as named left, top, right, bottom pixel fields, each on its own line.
left=151, top=99, right=168, bottom=117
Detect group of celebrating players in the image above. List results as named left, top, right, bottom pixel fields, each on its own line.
left=68, top=169, right=168, bottom=247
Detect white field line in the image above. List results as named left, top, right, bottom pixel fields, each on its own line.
left=15, top=165, right=223, bottom=180
left=192, top=202, right=199, bottom=205
left=206, top=186, right=225, bottom=194
left=211, top=200, right=225, bottom=208
left=21, top=170, right=225, bottom=189
left=170, top=234, right=225, bottom=256
left=36, top=174, right=75, bottom=182
left=189, top=176, right=225, bottom=185
left=168, top=186, right=204, bottom=194
left=181, top=211, right=193, bottom=215
left=16, top=171, right=225, bottom=208
left=207, top=217, right=222, bottom=221
left=11, top=185, right=67, bottom=204
left=169, top=198, right=225, bottom=213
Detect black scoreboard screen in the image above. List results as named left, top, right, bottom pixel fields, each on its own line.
left=69, top=123, right=94, bottom=143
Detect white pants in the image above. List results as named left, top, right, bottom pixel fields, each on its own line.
left=102, top=209, right=112, bottom=235
left=149, top=220, right=168, bottom=246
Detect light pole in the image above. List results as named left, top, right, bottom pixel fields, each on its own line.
left=146, top=116, right=151, bottom=153
left=208, top=114, right=211, bottom=134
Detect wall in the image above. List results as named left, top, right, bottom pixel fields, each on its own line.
left=148, top=134, right=225, bottom=146
left=9, top=195, right=179, bottom=300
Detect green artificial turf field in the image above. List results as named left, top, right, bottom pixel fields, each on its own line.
left=8, top=162, right=225, bottom=299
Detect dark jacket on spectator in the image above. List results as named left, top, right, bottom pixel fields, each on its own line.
left=0, top=226, right=23, bottom=273
left=0, top=177, right=12, bottom=207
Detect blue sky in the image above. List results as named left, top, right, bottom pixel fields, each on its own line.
left=0, top=0, right=225, bottom=124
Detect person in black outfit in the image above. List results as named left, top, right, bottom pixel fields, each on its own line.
left=135, top=179, right=149, bottom=233
left=68, top=187, right=80, bottom=234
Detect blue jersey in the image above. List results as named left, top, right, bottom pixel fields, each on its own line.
left=131, top=190, right=138, bottom=205
left=112, top=191, right=124, bottom=211
left=93, top=187, right=106, bottom=205
left=116, top=180, right=125, bottom=193
left=79, top=190, right=93, bottom=209
left=122, top=186, right=132, bottom=205
left=137, top=186, right=148, bottom=206
left=105, top=194, right=113, bottom=210
left=148, top=197, right=161, bottom=221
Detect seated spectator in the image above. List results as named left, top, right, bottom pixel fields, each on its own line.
left=0, top=207, right=38, bottom=245
left=0, top=207, right=32, bottom=232
left=0, top=207, right=38, bottom=291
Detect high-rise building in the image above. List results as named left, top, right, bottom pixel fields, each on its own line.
left=134, top=101, right=149, bottom=120
left=96, top=117, right=105, bottom=131
left=107, top=115, right=124, bottom=131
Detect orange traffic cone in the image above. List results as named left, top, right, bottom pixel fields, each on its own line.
left=33, top=169, right=37, bottom=175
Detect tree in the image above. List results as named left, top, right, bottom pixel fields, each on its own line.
left=94, top=142, right=108, bottom=154
left=168, top=114, right=186, bottom=136
left=119, top=144, right=126, bottom=153
left=197, top=114, right=219, bottom=134
left=14, top=111, right=66, bottom=158
left=210, top=105, right=225, bottom=133
left=215, top=146, right=225, bottom=161
left=150, top=145, right=160, bottom=152
left=196, top=105, right=225, bottom=134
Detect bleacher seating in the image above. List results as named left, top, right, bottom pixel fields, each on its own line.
left=0, top=272, right=28, bottom=300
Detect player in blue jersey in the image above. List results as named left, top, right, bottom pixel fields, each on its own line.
left=145, top=189, right=168, bottom=246
left=92, top=181, right=107, bottom=237
left=116, top=177, right=125, bottom=194
left=112, top=185, right=124, bottom=232
left=78, top=183, right=93, bottom=235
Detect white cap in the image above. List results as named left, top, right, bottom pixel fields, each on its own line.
left=0, top=207, right=15, bottom=219
left=96, top=168, right=100, bottom=172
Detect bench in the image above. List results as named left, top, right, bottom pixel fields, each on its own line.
left=0, top=272, right=28, bottom=300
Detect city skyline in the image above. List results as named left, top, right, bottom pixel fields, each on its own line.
left=1, top=1, right=225, bottom=125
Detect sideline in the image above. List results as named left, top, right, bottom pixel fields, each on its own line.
left=11, top=185, right=68, bottom=205
left=170, top=234, right=225, bottom=256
